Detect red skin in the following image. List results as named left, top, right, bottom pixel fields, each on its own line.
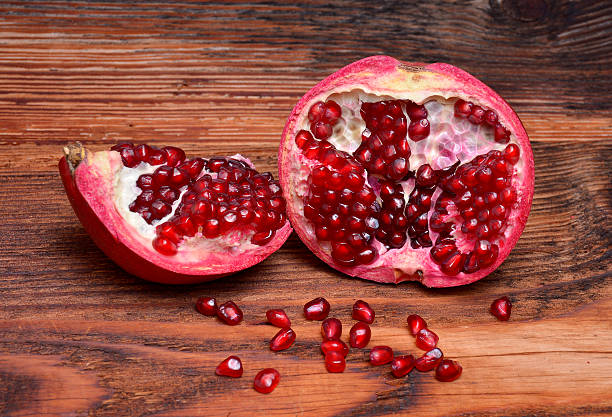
left=59, top=150, right=293, bottom=284
left=279, top=55, right=535, bottom=287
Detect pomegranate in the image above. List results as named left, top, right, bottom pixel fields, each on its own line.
left=349, top=321, right=371, bottom=348
left=321, top=317, right=342, bottom=340
left=490, top=296, right=512, bottom=321
left=435, top=359, right=463, bottom=382
left=369, top=346, right=394, bottom=365
left=303, top=297, right=331, bottom=320
left=415, top=328, right=439, bottom=351
left=278, top=56, right=534, bottom=287
left=414, top=348, right=444, bottom=372
left=195, top=296, right=217, bottom=316
left=266, top=309, right=291, bottom=328
left=217, top=301, right=243, bottom=326
left=325, top=351, right=346, bottom=373
left=352, top=300, right=375, bottom=324
left=59, top=142, right=292, bottom=284
left=253, top=368, right=280, bottom=394
left=270, top=327, right=296, bottom=351
left=321, top=339, right=349, bottom=357
left=391, top=355, right=415, bottom=378
left=215, top=356, right=243, bottom=378
left=407, top=314, right=427, bottom=336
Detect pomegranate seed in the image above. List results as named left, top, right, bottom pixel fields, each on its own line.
left=321, top=339, right=349, bottom=357
left=111, top=142, right=133, bottom=152
left=303, top=297, right=330, bottom=320
left=195, top=296, right=217, bottom=316
left=270, top=327, right=296, bottom=351
left=454, top=99, right=472, bottom=118
left=148, top=148, right=166, bottom=165
left=490, top=296, right=512, bottom=321
left=352, top=300, right=375, bottom=324
left=253, top=368, right=280, bottom=394
left=217, top=301, right=243, bottom=326
left=407, top=314, right=427, bottom=336
left=152, top=237, right=177, bottom=256
left=325, top=351, right=346, bottom=373
left=349, top=321, right=371, bottom=348
left=408, top=118, right=430, bottom=141
left=369, top=346, right=393, bottom=365
left=484, top=110, right=498, bottom=126
left=215, top=356, right=243, bottom=378
left=162, top=146, right=186, bottom=167
left=494, top=123, right=511, bottom=143
left=504, top=144, right=520, bottom=164
left=321, top=317, right=342, bottom=340
left=468, top=105, right=485, bottom=124
left=119, top=147, right=139, bottom=167
left=266, top=309, right=291, bottom=328
left=414, top=348, right=443, bottom=372
left=323, top=101, right=342, bottom=124
left=391, top=355, right=415, bottom=377
left=308, top=101, right=326, bottom=122
left=435, top=359, right=462, bottom=382
left=415, top=328, right=439, bottom=351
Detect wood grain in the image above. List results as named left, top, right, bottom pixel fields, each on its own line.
left=0, top=0, right=611, bottom=416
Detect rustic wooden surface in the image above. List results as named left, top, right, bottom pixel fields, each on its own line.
left=0, top=1, right=611, bottom=416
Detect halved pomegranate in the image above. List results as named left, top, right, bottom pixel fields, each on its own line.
left=279, top=55, right=534, bottom=287
left=59, top=142, right=292, bottom=284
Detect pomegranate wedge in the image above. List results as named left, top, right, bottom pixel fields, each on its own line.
left=279, top=55, right=534, bottom=287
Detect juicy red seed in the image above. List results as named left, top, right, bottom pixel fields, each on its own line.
left=217, top=301, right=243, bottom=326
left=504, top=144, right=520, bottom=164
left=111, top=142, right=133, bottom=152
left=407, top=314, right=428, bottom=336
left=266, top=309, right=291, bottom=328
left=349, top=321, right=371, bottom=348
left=468, top=105, right=486, bottom=124
left=416, top=164, right=437, bottom=187
left=500, top=187, right=517, bottom=205
left=195, top=296, right=217, bottom=316
left=156, top=222, right=181, bottom=243
left=414, top=348, right=444, bottom=372
left=253, top=368, right=280, bottom=394
left=304, top=297, right=330, bottom=321
left=152, top=237, right=177, bottom=256
left=369, top=346, right=393, bottom=365
left=158, top=186, right=179, bottom=203
left=415, top=328, right=439, bottom=351
left=440, top=251, right=466, bottom=276
left=270, top=327, right=296, bottom=351
left=215, top=356, right=243, bottom=378
left=120, top=147, right=139, bottom=167
left=162, top=146, right=186, bottom=167
left=321, top=317, right=342, bottom=340
left=308, top=101, right=326, bottom=122
left=153, top=166, right=172, bottom=187
left=352, top=300, right=375, bottom=324
left=323, top=101, right=342, bottom=124
left=325, top=351, right=346, bottom=373
left=391, top=355, right=415, bottom=378
left=494, top=124, right=511, bottom=144
left=406, top=101, right=427, bottom=120
left=147, top=149, right=166, bottom=165
left=321, top=339, right=349, bottom=357
left=331, top=242, right=356, bottom=266
left=137, top=174, right=155, bottom=190
left=133, top=144, right=152, bottom=162
left=251, top=229, right=275, bottom=246
left=295, top=129, right=314, bottom=149
left=484, top=110, right=498, bottom=126
left=408, top=118, right=430, bottom=141
left=490, top=296, right=512, bottom=321
left=311, top=121, right=333, bottom=140
left=435, top=359, right=463, bottom=382
left=179, top=158, right=205, bottom=178
left=454, top=99, right=473, bottom=118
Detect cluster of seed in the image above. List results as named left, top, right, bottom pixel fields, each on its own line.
left=376, top=181, right=409, bottom=249
left=454, top=99, right=511, bottom=144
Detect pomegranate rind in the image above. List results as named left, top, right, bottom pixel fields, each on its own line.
left=279, top=55, right=534, bottom=287
left=60, top=149, right=292, bottom=284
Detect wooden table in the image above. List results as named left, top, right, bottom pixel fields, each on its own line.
left=1, top=1, right=610, bottom=416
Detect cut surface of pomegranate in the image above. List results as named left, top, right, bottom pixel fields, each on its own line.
left=215, top=356, right=243, bottom=378
left=253, top=368, right=280, bottom=394
left=60, top=142, right=292, bottom=284
left=279, top=56, right=534, bottom=287
left=490, top=296, right=512, bottom=321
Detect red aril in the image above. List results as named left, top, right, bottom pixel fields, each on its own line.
left=266, top=309, right=291, bottom=328
left=415, top=328, right=439, bottom=351
left=253, top=368, right=280, bottom=394
left=60, top=142, right=292, bottom=284
left=303, top=297, right=331, bottom=320
left=321, top=339, right=349, bottom=357
left=435, top=359, right=463, bottom=382
left=217, top=301, right=243, bottom=326
left=215, top=356, right=243, bottom=378
left=325, top=351, right=346, bottom=373
left=407, top=314, right=427, bottom=336
left=352, top=300, right=375, bottom=324
left=490, top=296, right=512, bottom=321
left=391, top=355, right=415, bottom=377
left=321, top=318, right=342, bottom=340
left=414, top=348, right=444, bottom=372
left=195, top=296, right=217, bottom=316
left=369, top=346, right=394, bottom=365
left=279, top=56, right=534, bottom=287
left=349, top=321, right=371, bottom=348
left=270, top=328, right=296, bottom=351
